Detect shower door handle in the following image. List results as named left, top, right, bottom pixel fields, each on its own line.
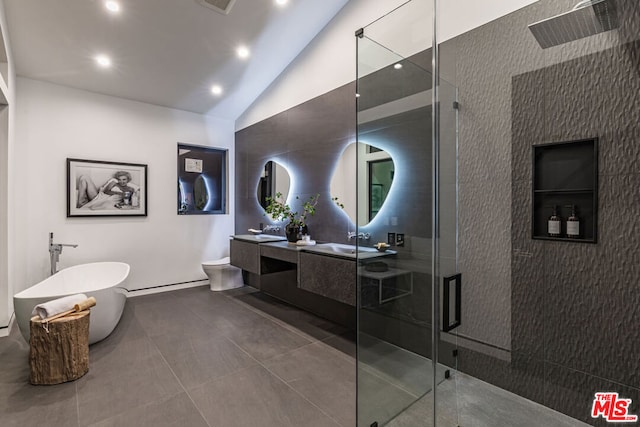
left=442, top=273, right=461, bottom=332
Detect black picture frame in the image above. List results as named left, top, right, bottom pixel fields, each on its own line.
left=67, top=158, right=148, bottom=217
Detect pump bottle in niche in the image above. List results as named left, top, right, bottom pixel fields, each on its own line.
left=548, top=205, right=561, bottom=237
left=566, top=204, right=580, bottom=238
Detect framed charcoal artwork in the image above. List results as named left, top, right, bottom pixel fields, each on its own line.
left=67, top=158, right=148, bottom=217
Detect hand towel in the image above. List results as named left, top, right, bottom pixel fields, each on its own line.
left=296, top=240, right=316, bottom=246
left=31, top=294, right=88, bottom=320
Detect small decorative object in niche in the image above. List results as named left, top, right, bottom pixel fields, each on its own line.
left=177, top=143, right=227, bottom=215
left=184, top=158, right=203, bottom=173
left=67, top=158, right=147, bottom=217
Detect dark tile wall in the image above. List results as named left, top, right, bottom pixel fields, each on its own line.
left=437, top=0, right=640, bottom=424
left=235, top=53, right=433, bottom=246
left=235, top=82, right=356, bottom=244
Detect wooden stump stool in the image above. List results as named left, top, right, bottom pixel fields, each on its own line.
left=29, top=310, right=90, bottom=385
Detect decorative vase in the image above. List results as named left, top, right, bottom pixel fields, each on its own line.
left=285, top=223, right=300, bottom=243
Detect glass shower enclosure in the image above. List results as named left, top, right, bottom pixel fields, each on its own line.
left=357, top=0, right=640, bottom=426
left=356, top=1, right=459, bottom=425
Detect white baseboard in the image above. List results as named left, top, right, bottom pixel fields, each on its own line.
left=126, top=280, right=209, bottom=298
left=0, top=314, right=16, bottom=338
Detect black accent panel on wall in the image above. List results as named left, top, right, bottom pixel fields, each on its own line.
left=510, top=38, right=640, bottom=426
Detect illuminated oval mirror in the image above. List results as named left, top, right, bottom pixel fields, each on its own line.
left=330, top=142, right=395, bottom=226
left=193, top=174, right=209, bottom=210
left=257, top=161, right=291, bottom=210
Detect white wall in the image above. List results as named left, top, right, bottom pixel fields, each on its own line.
left=236, top=0, right=409, bottom=130
left=14, top=78, right=235, bottom=294
left=237, top=0, right=539, bottom=130
left=0, top=0, right=16, bottom=330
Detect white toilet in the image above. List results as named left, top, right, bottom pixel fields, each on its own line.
left=201, top=257, right=244, bottom=291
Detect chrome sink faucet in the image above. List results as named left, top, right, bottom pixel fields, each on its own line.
left=348, top=231, right=371, bottom=241
left=49, top=232, right=78, bottom=275
left=263, top=225, right=281, bottom=233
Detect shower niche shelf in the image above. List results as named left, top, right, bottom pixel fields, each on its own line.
left=532, top=138, right=598, bottom=243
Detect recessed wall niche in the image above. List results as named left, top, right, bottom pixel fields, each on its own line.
left=532, top=138, right=598, bottom=243
left=177, top=143, right=228, bottom=215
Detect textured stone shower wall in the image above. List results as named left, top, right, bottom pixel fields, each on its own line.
left=441, top=0, right=640, bottom=423
left=510, top=39, right=640, bottom=425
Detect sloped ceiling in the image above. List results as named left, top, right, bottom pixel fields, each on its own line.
left=4, top=0, right=348, bottom=119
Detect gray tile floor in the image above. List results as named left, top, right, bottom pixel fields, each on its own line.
left=1, top=286, right=355, bottom=427
left=0, top=285, right=591, bottom=427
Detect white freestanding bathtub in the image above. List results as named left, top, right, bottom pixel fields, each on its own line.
left=13, top=262, right=130, bottom=345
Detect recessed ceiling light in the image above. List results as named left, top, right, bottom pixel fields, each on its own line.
left=95, top=55, right=112, bottom=68
left=275, top=0, right=288, bottom=6
left=211, top=85, right=223, bottom=96
left=236, top=46, right=250, bottom=59
left=105, top=1, right=121, bottom=13
left=394, top=63, right=403, bottom=70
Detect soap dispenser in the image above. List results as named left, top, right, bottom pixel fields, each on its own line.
left=548, top=205, right=561, bottom=237
left=566, top=205, right=580, bottom=238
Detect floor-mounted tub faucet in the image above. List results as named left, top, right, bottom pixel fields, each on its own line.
left=49, top=232, right=78, bottom=275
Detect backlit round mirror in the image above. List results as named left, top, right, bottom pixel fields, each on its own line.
left=193, top=174, right=209, bottom=210
left=257, top=161, right=291, bottom=210
left=331, top=142, right=395, bottom=226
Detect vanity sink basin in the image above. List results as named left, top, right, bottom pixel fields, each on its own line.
left=303, top=243, right=389, bottom=259
left=232, top=234, right=287, bottom=243
left=323, top=243, right=377, bottom=254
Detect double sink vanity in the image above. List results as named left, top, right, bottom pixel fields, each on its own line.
left=230, top=234, right=413, bottom=328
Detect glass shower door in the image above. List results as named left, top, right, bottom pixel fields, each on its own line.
left=355, top=1, right=453, bottom=424
left=432, top=70, right=461, bottom=427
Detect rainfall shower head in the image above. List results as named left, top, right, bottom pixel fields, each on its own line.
left=528, top=0, right=619, bottom=49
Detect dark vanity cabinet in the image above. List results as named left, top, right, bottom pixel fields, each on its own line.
left=532, top=138, right=598, bottom=243
left=298, top=252, right=356, bottom=306
left=229, top=239, right=357, bottom=328
left=230, top=239, right=260, bottom=274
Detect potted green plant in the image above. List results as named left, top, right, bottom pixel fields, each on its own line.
left=264, top=192, right=319, bottom=242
